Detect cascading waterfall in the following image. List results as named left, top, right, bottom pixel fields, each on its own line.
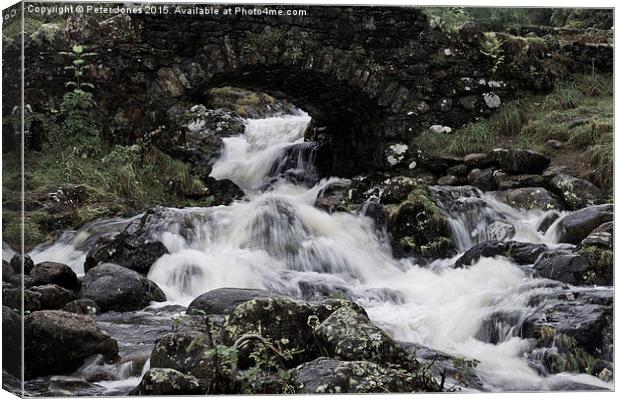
left=21, top=111, right=612, bottom=393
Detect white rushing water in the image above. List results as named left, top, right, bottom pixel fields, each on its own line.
left=23, top=113, right=612, bottom=392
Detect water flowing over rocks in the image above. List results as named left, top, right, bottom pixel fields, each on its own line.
left=6, top=81, right=614, bottom=394
left=25, top=310, right=119, bottom=378
left=79, top=263, right=166, bottom=312
left=455, top=240, right=547, bottom=268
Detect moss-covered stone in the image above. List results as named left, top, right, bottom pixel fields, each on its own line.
left=130, top=368, right=203, bottom=395
left=386, top=184, right=455, bottom=258
left=316, top=306, right=418, bottom=370
left=221, top=297, right=364, bottom=368
left=293, top=357, right=439, bottom=393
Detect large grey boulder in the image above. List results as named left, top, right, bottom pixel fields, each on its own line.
left=546, top=173, right=605, bottom=210
left=495, top=187, right=562, bottom=211
left=79, top=263, right=166, bottom=312
left=30, top=262, right=79, bottom=291
left=24, top=310, right=118, bottom=378
left=555, top=204, right=613, bottom=244
left=316, top=306, right=415, bottom=369
left=222, top=297, right=364, bottom=367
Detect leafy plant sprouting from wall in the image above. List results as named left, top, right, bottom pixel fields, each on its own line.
left=56, top=44, right=99, bottom=151
left=61, top=44, right=97, bottom=92
left=479, top=32, right=504, bottom=76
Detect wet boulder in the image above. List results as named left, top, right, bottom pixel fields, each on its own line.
left=494, top=187, right=562, bottom=211
left=387, top=188, right=455, bottom=259
left=268, top=142, right=322, bottom=187
left=29, top=284, right=77, bottom=310
left=521, top=288, right=612, bottom=373
left=546, top=173, right=605, bottom=210
left=488, top=148, right=550, bottom=174
left=3, top=282, right=42, bottom=311
left=203, top=177, right=244, bottom=205
left=160, top=106, right=244, bottom=180
left=186, top=288, right=282, bottom=316
left=79, top=263, right=166, bottom=312
left=463, top=152, right=495, bottom=169
left=316, top=306, right=417, bottom=369
left=402, top=342, right=484, bottom=391
left=315, top=180, right=354, bottom=213
left=293, top=357, right=439, bottom=393
left=2, top=306, right=22, bottom=377
left=533, top=250, right=591, bottom=285
left=30, top=262, right=79, bottom=291
left=537, top=211, right=561, bottom=233
left=150, top=332, right=209, bottom=375
left=9, top=254, right=35, bottom=274
left=455, top=240, right=547, bottom=268
left=84, top=231, right=168, bottom=274
left=150, top=331, right=236, bottom=393
left=576, top=222, right=613, bottom=286
left=466, top=167, right=497, bottom=191
left=63, top=298, right=101, bottom=315
left=25, top=310, right=118, bottom=378
left=495, top=175, right=546, bottom=190
left=381, top=176, right=418, bottom=204
left=222, top=297, right=362, bottom=367
left=555, top=204, right=613, bottom=244
left=436, top=175, right=463, bottom=186
left=580, top=221, right=613, bottom=247
left=478, top=287, right=612, bottom=375
left=359, top=201, right=388, bottom=231
left=130, top=368, right=203, bottom=395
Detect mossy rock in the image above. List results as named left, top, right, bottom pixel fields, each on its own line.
left=293, top=357, right=439, bottom=393
left=221, top=297, right=364, bottom=368
left=386, top=185, right=454, bottom=258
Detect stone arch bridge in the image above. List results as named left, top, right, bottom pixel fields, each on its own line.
left=12, top=5, right=546, bottom=175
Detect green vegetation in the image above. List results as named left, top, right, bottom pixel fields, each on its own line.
left=423, top=7, right=612, bottom=32
left=173, top=313, right=296, bottom=394
left=1, top=43, right=207, bottom=249
left=538, top=331, right=599, bottom=375
left=415, top=73, right=613, bottom=190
